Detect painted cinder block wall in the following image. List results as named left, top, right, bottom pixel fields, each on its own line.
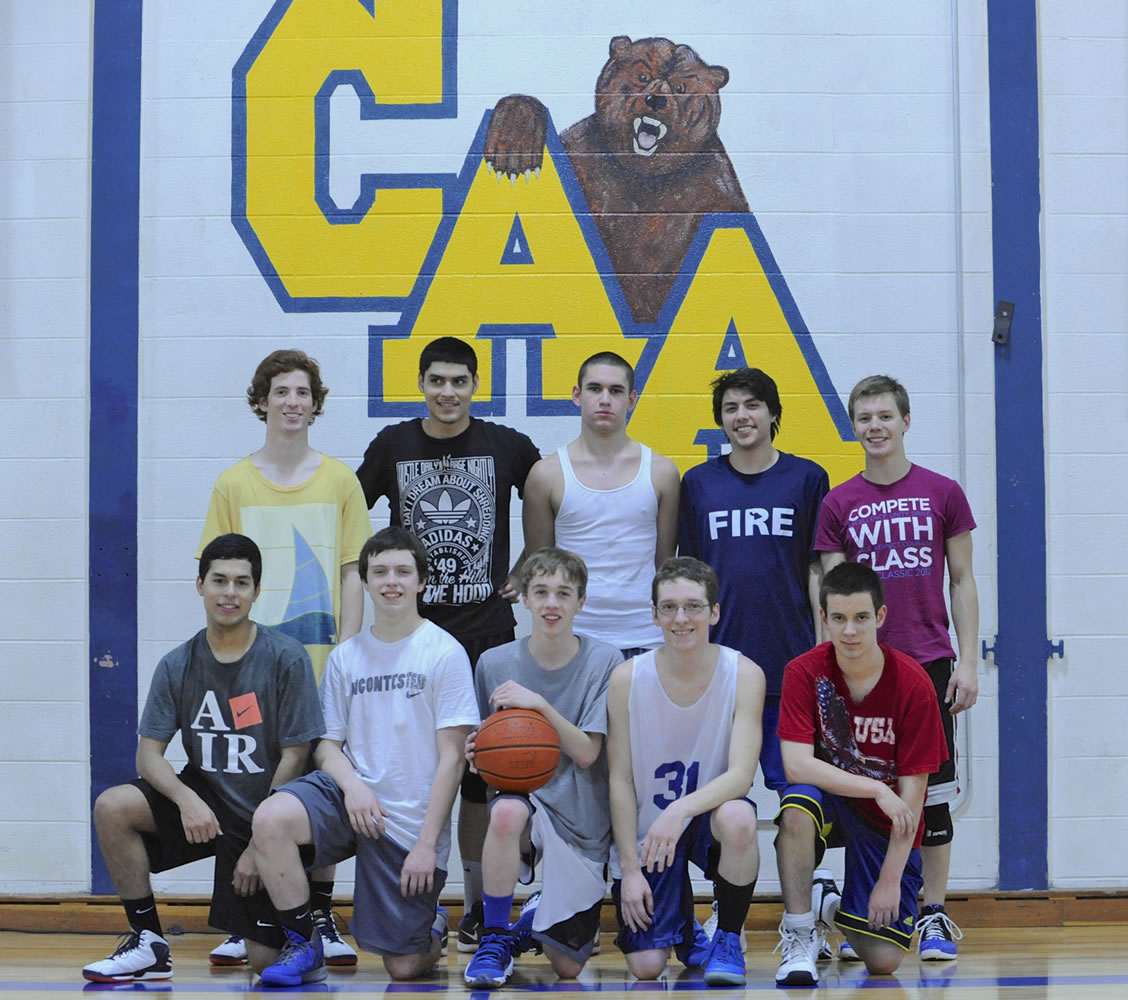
left=0, top=0, right=1122, bottom=893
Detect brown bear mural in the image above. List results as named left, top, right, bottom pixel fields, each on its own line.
left=484, top=35, right=749, bottom=325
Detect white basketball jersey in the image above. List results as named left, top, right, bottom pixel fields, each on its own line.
left=610, top=646, right=739, bottom=876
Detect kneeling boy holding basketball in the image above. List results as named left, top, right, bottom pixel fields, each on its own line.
left=250, top=527, right=479, bottom=985
left=463, top=547, right=621, bottom=988
left=607, top=557, right=765, bottom=987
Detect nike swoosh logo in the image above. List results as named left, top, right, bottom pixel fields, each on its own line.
left=236, top=705, right=253, bottom=717
left=257, top=919, right=276, bottom=928
left=136, top=906, right=154, bottom=914
left=406, top=690, right=423, bottom=698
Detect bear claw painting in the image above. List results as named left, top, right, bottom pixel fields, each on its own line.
left=484, top=35, right=749, bottom=325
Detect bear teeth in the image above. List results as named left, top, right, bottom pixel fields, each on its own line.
left=632, top=116, right=667, bottom=157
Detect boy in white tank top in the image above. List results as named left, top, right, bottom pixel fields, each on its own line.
left=522, top=352, right=681, bottom=654
left=606, top=558, right=766, bottom=986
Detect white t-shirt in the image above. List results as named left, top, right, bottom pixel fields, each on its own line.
left=320, top=620, right=479, bottom=865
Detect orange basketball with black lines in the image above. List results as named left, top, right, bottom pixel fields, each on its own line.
left=473, top=708, right=561, bottom=794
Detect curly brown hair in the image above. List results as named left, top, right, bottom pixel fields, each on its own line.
left=246, top=349, right=328, bottom=424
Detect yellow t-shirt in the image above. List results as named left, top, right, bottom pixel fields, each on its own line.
left=197, top=455, right=372, bottom=680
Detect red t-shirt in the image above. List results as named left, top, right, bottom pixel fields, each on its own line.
left=778, top=642, right=948, bottom=847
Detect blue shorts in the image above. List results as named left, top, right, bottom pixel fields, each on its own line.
left=613, top=814, right=716, bottom=958
left=776, top=785, right=921, bottom=950
left=275, top=771, right=447, bottom=957
left=760, top=696, right=787, bottom=792
left=613, top=797, right=756, bottom=957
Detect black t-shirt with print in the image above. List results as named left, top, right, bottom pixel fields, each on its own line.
left=357, top=418, right=540, bottom=641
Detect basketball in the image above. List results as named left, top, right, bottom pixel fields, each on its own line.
left=473, top=708, right=561, bottom=794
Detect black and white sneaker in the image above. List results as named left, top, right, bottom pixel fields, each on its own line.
left=313, top=908, right=358, bottom=966
left=209, top=934, right=248, bottom=966
left=82, top=930, right=173, bottom=983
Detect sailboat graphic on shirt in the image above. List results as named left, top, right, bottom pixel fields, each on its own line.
left=273, top=527, right=336, bottom=648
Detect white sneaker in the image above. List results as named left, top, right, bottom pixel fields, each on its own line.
left=313, top=908, right=358, bottom=966
left=209, top=934, right=248, bottom=966
left=839, top=938, right=861, bottom=961
left=774, top=922, right=819, bottom=987
left=82, top=930, right=173, bottom=983
left=702, top=899, right=748, bottom=953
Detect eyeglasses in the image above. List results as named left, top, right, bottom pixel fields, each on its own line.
left=654, top=601, right=711, bottom=619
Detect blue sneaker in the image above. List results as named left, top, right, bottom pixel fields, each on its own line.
left=434, top=906, right=450, bottom=957
left=704, top=929, right=746, bottom=987
left=676, top=919, right=712, bottom=968
left=463, top=931, right=515, bottom=988
left=917, top=905, right=962, bottom=960
left=260, top=927, right=326, bottom=988
left=509, top=892, right=543, bottom=957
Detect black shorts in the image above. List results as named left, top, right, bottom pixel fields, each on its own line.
left=922, top=659, right=958, bottom=793
left=131, top=766, right=285, bottom=948
left=457, top=629, right=515, bottom=803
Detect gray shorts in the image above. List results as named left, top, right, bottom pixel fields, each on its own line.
left=275, top=771, right=447, bottom=956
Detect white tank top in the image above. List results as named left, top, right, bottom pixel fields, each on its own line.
left=554, top=443, right=662, bottom=649
left=610, top=646, right=740, bottom=877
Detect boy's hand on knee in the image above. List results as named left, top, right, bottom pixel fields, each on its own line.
left=620, top=870, right=654, bottom=932
left=867, top=877, right=899, bottom=929
left=232, top=844, right=261, bottom=897
left=177, top=792, right=222, bottom=843
left=344, top=785, right=386, bottom=839
left=640, top=806, right=684, bottom=873
left=874, top=786, right=914, bottom=840
left=400, top=843, right=437, bottom=897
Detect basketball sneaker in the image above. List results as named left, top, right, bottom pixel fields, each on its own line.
left=509, top=891, right=542, bottom=957
left=838, top=938, right=861, bottom=961
left=702, top=899, right=747, bottom=953
left=774, top=922, right=819, bottom=987
left=463, top=931, right=515, bottom=988
left=457, top=900, right=484, bottom=953
left=704, top=928, right=746, bottom=987
left=312, top=907, right=357, bottom=966
left=917, top=904, right=962, bottom=960
left=812, top=868, right=842, bottom=960
left=209, top=934, right=248, bottom=966
left=673, top=918, right=712, bottom=968
left=433, top=906, right=450, bottom=957
left=82, top=929, right=173, bottom=983
left=260, top=926, right=327, bottom=987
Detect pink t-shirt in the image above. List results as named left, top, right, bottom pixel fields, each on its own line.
left=815, top=465, right=976, bottom=663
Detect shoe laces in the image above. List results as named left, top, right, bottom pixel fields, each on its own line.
left=918, top=909, right=963, bottom=942
left=774, top=923, right=816, bottom=964
left=109, top=931, right=145, bottom=958
left=474, top=932, right=513, bottom=966
left=713, top=931, right=741, bottom=966
left=816, top=920, right=841, bottom=957
left=276, top=929, right=317, bottom=967
left=313, top=909, right=343, bottom=944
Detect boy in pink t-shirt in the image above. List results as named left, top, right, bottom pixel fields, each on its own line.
left=815, top=375, right=979, bottom=962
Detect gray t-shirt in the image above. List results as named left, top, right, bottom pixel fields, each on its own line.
left=475, top=635, right=620, bottom=861
left=139, top=624, right=324, bottom=821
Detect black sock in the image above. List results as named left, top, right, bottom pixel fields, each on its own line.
left=278, top=901, right=315, bottom=941
left=309, top=880, right=334, bottom=914
left=122, top=894, right=162, bottom=937
left=714, top=874, right=757, bottom=934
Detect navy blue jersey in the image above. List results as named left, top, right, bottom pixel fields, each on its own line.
left=679, top=451, right=829, bottom=694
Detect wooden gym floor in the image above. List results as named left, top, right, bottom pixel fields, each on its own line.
left=2, top=924, right=1126, bottom=998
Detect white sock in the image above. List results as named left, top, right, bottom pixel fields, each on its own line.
left=783, top=910, right=816, bottom=934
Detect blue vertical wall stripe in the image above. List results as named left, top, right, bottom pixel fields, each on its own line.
left=89, top=0, right=144, bottom=893
left=986, top=0, right=1051, bottom=890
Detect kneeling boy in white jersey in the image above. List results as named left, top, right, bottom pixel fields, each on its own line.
left=463, top=548, right=622, bottom=988
left=251, top=527, right=479, bottom=986
left=607, top=557, right=765, bottom=986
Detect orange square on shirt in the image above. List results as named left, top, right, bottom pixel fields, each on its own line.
left=230, top=692, right=262, bottom=730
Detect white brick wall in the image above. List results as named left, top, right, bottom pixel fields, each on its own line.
left=0, top=0, right=92, bottom=891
